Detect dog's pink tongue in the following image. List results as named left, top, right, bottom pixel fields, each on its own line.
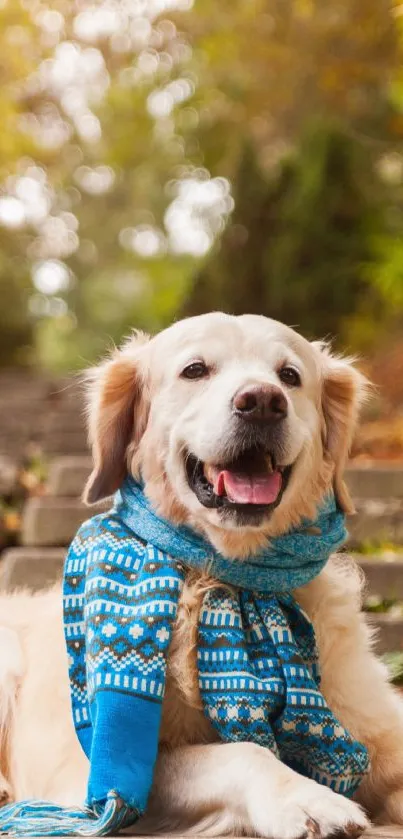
left=214, top=470, right=282, bottom=505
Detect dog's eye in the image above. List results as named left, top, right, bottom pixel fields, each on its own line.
left=278, top=366, right=301, bottom=387
left=181, top=361, right=209, bottom=380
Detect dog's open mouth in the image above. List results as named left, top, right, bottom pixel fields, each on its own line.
left=185, top=445, right=292, bottom=516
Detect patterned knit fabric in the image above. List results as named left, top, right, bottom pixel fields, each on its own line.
left=0, top=478, right=369, bottom=837
left=198, top=590, right=367, bottom=793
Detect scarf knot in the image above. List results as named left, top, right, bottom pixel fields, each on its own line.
left=0, top=479, right=369, bottom=837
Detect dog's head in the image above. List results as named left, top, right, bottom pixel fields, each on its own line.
left=83, top=313, right=368, bottom=557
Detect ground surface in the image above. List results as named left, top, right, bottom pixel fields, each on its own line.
left=64, top=831, right=402, bottom=838
left=366, top=831, right=403, bottom=838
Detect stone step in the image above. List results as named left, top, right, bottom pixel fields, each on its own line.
left=346, top=465, right=403, bottom=499
left=0, top=548, right=65, bottom=591
left=6, top=550, right=400, bottom=596
left=359, top=557, right=403, bottom=601
left=41, top=460, right=403, bottom=496
left=369, top=614, right=403, bottom=656
left=0, top=456, right=17, bottom=494
left=45, top=429, right=89, bottom=455
left=0, top=426, right=88, bottom=458
left=348, top=500, right=403, bottom=546
left=358, top=557, right=403, bottom=652
left=47, top=456, right=92, bottom=497
left=43, top=462, right=403, bottom=502
left=43, top=464, right=403, bottom=496
left=365, top=828, right=403, bottom=839
left=42, top=459, right=403, bottom=499
left=43, top=410, right=86, bottom=431
left=19, top=493, right=403, bottom=549
left=1, top=547, right=402, bottom=656
left=0, top=373, right=86, bottom=457
left=21, top=497, right=91, bottom=547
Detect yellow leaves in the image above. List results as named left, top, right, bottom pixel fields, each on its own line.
left=389, top=114, right=403, bottom=135
left=392, top=2, right=403, bottom=17
left=353, top=417, right=403, bottom=461
left=320, top=68, right=344, bottom=93
left=0, top=0, right=42, bottom=177
left=3, top=510, right=21, bottom=533
left=180, top=0, right=400, bottom=153
left=294, top=0, right=314, bottom=19
left=0, top=0, right=37, bottom=82
left=19, top=469, right=41, bottom=493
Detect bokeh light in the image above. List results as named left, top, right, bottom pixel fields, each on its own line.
left=0, top=0, right=400, bottom=387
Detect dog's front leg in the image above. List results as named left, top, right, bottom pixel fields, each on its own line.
left=135, top=742, right=367, bottom=838
left=0, top=626, right=24, bottom=805
left=297, top=561, right=403, bottom=824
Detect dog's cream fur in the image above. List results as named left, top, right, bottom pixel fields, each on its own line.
left=1, top=313, right=403, bottom=838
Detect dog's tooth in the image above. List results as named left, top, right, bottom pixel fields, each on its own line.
left=203, top=464, right=211, bottom=481
left=204, top=463, right=218, bottom=484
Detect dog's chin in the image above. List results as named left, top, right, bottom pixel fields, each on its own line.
left=184, top=444, right=293, bottom=529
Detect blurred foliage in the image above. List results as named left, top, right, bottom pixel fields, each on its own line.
left=0, top=0, right=402, bottom=370
left=183, top=128, right=386, bottom=340
left=0, top=444, right=47, bottom=549
left=365, top=596, right=403, bottom=614
left=384, top=651, right=403, bottom=685
left=352, top=416, right=403, bottom=461
left=354, top=542, right=403, bottom=556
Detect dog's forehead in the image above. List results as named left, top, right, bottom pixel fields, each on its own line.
left=150, top=313, right=315, bottom=365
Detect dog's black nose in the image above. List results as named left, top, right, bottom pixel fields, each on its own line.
left=233, top=385, right=288, bottom=422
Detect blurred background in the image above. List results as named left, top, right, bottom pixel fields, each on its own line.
left=0, top=0, right=402, bottom=367
left=1, top=0, right=403, bottom=545
left=1, top=0, right=403, bottom=668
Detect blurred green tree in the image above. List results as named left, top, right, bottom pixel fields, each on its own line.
left=0, top=0, right=44, bottom=364
left=183, top=126, right=385, bottom=343
left=0, top=0, right=402, bottom=368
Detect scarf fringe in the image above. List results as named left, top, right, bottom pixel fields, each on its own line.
left=0, top=792, right=138, bottom=837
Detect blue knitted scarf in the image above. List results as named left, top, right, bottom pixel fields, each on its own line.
left=0, top=477, right=369, bottom=837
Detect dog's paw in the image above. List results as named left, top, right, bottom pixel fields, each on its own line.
left=247, top=777, right=369, bottom=839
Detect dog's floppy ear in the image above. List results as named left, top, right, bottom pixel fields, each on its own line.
left=83, top=332, right=150, bottom=505
left=313, top=342, right=370, bottom=514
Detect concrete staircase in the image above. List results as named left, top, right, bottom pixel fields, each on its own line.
left=0, top=373, right=87, bottom=458
left=0, top=456, right=92, bottom=591
left=1, top=459, right=403, bottom=654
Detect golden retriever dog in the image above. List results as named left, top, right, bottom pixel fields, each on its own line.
left=1, top=312, right=403, bottom=838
